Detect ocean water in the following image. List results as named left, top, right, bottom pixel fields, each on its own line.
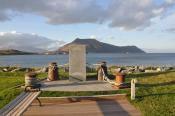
left=0, top=53, right=175, bottom=67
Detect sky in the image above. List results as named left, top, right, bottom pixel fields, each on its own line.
left=0, top=0, right=175, bottom=53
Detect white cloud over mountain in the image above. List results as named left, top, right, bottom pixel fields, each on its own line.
left=0, top=0, right=174, bottom=30
left=0, top=31, right=65, bottom=52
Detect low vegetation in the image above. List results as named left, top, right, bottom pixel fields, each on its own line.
left=40, top=90, right=126, bottom=97
left=126, top=71, right=175, bottom=116
left=0, top=72, right=23, bottom=108
left=0, top=71, right=47, bottom=109
left=0, top=67, right=175, bottom=116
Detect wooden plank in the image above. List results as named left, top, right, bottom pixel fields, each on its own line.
left=0, top=91, right=41, bottom=116
left=6, top=92, right=34, bottom=116
left=14, top=92, right=40, bottom=116
left=7, top=92, right=41, bottom=116
left=0, top=92, right=30, bottom=115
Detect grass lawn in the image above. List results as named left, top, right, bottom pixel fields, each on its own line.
left=0, top=71, right=47, bottom=109
left=0, top=69, right=175, bottom=116
left=126, top=71, right=175, bottom=116
left=40, top=90, right=126, bottom=97
left=0, top=68, right=70, bottom=109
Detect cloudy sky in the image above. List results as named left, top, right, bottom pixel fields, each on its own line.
left=0, top=0, right=175, bottom=52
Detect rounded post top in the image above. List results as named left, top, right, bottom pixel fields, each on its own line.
left=131, top=79, right=137, bottom=83
left=49, top=62, right=58, bottom=66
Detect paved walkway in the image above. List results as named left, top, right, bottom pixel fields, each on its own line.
left=41, top=80, right=117, bottom=91
left=23, top=96, right=141, bottom=116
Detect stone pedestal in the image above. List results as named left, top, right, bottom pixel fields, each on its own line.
left=69, top=45, right=86, bottom=81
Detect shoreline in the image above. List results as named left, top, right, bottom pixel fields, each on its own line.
left=0, top=53, right=175, bottom=67
left=0, top=65, right=175, bottom=74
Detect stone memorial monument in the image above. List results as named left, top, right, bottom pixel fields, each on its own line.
left=69, top=45, right=86, bottom=81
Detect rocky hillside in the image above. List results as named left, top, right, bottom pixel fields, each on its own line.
left=0, top=49, right=37, bottom=55
left=58, top=38, right=145, bottom=53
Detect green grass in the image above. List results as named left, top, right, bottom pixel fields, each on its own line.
left=40, top=90, right=127, bottom=97
left=0, top=72, right=24, bottom=108
left=0, top=71, right=47, bottom=109
left=0, top=68, right=69, bottom=109
left=0, top=72, right=24, bottom=90
left=58, top=68, right=69, bottom=79
left=126, top=72, right=175, bottom=116
left=0, top=88, right=22, bottom=108
left=0, top=69, right=175, bottom=116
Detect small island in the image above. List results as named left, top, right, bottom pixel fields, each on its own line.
left=0, top=49, right=37, bottom=55
left=57, top=38, right=145, bottom=54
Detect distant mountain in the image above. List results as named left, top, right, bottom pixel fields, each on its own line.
left=0, top=31, right=65, bottom=53
left=57, top=38, right=145, bottom=53
left=0, top=49, right=37, bottom=55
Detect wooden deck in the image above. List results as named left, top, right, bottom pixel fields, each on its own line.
left=23, top=95, right=141, bottom=116
left=41, top=80, right=118, bottom=91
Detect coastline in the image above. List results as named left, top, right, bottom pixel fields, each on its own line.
left=0, top=53, right=175, bottom=67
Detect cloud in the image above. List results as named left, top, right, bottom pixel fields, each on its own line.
left=90, top=35, right=97, bottom=39
left=0, top=0, right=174, bottom=30
left=157, top=13, right=175, bottom=32
left=164, top=28, right=175, bottom=32
left=0, top=31, right=65, bottom=52
left=0, top=10, right=11, bottom=21
left=108, top=0, right=175, bottom=30
left=0, top=0, right=106, bottom=24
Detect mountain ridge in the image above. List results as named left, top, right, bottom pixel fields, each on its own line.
left=58, top=38, right=145, bottom=53
left=0, top=49, right=37, bottom=55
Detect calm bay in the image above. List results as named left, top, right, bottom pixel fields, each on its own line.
left=0, top=53, right=175, bottom=67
